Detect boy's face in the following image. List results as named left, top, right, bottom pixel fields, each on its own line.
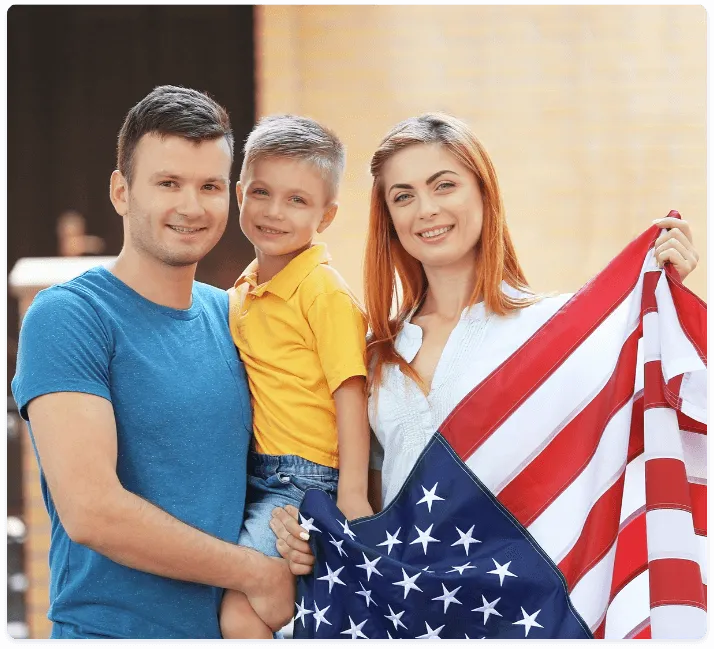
left=237, top=156, right=337, bottom=258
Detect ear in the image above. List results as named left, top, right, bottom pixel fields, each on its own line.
left=109, top=170, right=129, bottom=216
left=235, top=181, right=244, bottom=210
left=317, top=202, right=338, bottom=234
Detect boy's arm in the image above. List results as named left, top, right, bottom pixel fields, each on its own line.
left=333, top=376, right=374, bottom=520
left=27, top=391, right=293, bottom=630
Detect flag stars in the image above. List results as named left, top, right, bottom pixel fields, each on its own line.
left=432, top=583, right=462, bottom=613
left=472, top=595, right=503, bottom=625
left=512, top=607, right=544, bottom=637
left=317, top=563, right=346, bottom=593
left=294, top=597, right=311, bottom=628
left=487, top=559, right=517, bottom=586
left=409, top=523, right=441, bottom=555
left=356, top=552, right=383, bottom=581
left=416, top=621, right=445, bottom=639
left=417, top=483, right=445, bottom=512
left=393, top=568, right=423, bottom=599
left=447, top=561, right=476, bottom=575
left=313, top=602, right=332, bottom=631
left=338, top=517, right=357, bottom=541
left=328, top=533, right=348, bottom=558
left=340, top=616, right=368, bottom=639
left=384, top=605, right=407, bottom=631
left=299, top=513, right=321, bottom=534
left=355, top=581, right=376, bottom=608
left=377, top=527, right=403, bottom=555
left=451, top=525, right=481, bottom=555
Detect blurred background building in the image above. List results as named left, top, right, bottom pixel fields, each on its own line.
left=6, top=4, right=706, bottom=639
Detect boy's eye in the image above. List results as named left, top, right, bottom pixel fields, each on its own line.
left=290, top=196, right=307, bottom=205
left=252, top=188, right=268, bottom=196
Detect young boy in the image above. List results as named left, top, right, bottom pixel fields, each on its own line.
left=221, top=115, right=373, bottom=638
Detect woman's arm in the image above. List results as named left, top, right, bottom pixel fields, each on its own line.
left=368, top=468, right=383, bottom=514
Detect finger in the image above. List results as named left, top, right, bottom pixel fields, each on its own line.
left=658, top=248, right=694, bottom=280
left=654, top=226, right=696, bottom=257
left=653, top=218, right=693, bottom=245
left=274, top=538, right=291, bottom=561
left=271, top=507, right=309, bottom=540
left=275, top=541, right=313, bottom=575
left=656, top=237, right=697, bottom=272
left=283, top=504, right=300, bottom=520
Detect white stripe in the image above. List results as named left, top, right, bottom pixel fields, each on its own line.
left=634, top=340, right=645, bottom=394
left=527, top=400, right=632, bottom=563
left=682, top=430, right=707, bottom=483
left=467, top=285, right=642, bottom=495
left=604, top=569, right=650, bottom=639
left=654, top=271, right=707, bottom=382
left=568, top=542, right=617, bottom=632
left=650, top=604, right=707, bottom=639
left=696, top=534, right=707, bottom=585
left=620, top=453, right=646, bottom=526
left=642, top=311, right=661, bottom=362
left=680, top=369, right=707, bottom=424
left=645, top=509, right=699, bottom=563
left=643, top=407, right=685, bottom=461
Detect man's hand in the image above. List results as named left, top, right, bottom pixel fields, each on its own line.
left=270, top=505, right=315, bottom=576
left=245, top=554, right=295, bottom=631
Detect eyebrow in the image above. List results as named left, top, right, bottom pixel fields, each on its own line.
left=387, top=169, right=456, bottom=194
left=150, top=172, right=229, bottom=184
left=248, top=179, right=315, bottom=197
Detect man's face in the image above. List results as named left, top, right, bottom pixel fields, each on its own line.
left=118, top=133, right=232, bottom=267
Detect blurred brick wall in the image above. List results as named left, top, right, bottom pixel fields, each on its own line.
left=255, top=5, right=706, bottom=302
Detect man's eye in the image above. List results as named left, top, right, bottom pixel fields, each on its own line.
left=203, top=184, right=219, bottom=191
left=159, top=180, right=177, bottom=188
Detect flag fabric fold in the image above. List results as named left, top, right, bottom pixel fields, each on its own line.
left=293, top=218, right=707, bottom=640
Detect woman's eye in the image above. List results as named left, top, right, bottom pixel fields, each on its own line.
left=436, top=181, right=455, bottom=191
left=394, top=193, right=411, bottom=203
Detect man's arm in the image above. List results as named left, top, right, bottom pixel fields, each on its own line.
left=27, top=391, right=293, bottom=629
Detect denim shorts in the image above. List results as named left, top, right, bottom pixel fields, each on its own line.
left=237, top=452, right=339, bottom=558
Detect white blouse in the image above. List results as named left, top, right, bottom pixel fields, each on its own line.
left=368, top=288, right=571, bottom=507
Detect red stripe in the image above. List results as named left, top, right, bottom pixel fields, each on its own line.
left=641, top=271, right=660, bottom=316
left=592, top=620, right=605, bottom=639
left=645, top=458, right=692, bottom=513
left=649, top=558, right=705, bottom=609
left=691, top=484, right=706, bottom=535
left=678, top=410, right=706, bottom=434
left=497, top=329, right=640, bottom=526
left=665, top=264, right=707, bottom=363
left=558, top=473, right=625, bottom=589
left=440, top=226, right=658, bottom=459
left=643, top=360, right=669, bottom=409
left=628, top=395, right=644, bottom=462
left=632, top=624, right=652, bottom=639
left=610, top=511, right=648, bottom=601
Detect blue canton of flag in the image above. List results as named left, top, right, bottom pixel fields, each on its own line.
left=293, top=434, right=593, bottom=639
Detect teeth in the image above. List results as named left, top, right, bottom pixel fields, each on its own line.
left=259, top=226, right=285, bottom=234
left=419, top=226, right=452, bottom=239
left=170, top=226, right=201, bottom=233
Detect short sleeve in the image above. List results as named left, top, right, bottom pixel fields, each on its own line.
left=11, top=287, right=113, bottom=420
left=369, top=429, right=384, bottom=471
left=306, top=290, right=367, bottom=393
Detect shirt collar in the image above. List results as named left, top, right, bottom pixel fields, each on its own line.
left=233, top=243, right=331, bottom=301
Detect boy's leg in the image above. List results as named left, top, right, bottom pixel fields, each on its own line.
left=220, top=588, right=273, bottom=639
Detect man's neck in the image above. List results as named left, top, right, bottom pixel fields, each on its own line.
left=110, top=248, right=197, bottom=310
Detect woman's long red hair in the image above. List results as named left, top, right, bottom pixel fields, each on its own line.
left=364, top=113, right=534, bottom=392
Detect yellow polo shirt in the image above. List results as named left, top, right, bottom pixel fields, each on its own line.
left=227, top=244, right=367, bottom=469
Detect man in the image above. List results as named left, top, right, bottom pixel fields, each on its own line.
left=11, top=85, right=294, bottom=639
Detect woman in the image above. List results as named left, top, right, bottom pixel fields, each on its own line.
left=270, top=112, right=699, bottom=573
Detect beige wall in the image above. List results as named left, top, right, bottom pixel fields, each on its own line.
left=255, top=5, right=706, bottom=302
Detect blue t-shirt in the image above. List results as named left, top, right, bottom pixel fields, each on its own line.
left=11, top=266, right=252, bottom=639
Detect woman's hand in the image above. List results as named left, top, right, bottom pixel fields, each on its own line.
left=653, top=214, right=699, bottom=281
left=270, top=505, right=315, bottom=576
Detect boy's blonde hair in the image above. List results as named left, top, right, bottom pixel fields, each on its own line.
left=241, top=115, right=346, bottom=202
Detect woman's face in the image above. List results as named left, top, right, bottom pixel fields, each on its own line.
left=381, top=143, right=484, bottom=272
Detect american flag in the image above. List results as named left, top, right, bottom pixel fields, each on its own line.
left=294, top=215, right=707, bottom=640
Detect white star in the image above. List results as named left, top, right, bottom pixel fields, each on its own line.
left=416, top=621, right=445, bottom=639
left=416, top=483, right=445, bottom=513
left=313, top=602, right=332, bottom=632
left=355, top=581, right=375, bottom=607
left=392, top=567, right=423, bottom=599
left=328, top=533, right=348, bottom=558
left=409, top=523, right=440, bottom=555
left=376, top=527, right=403, bottom=555
left=421, top=566, right=435, bottom=573
left=317, top=563, right=346, bottom=593
left=447, top=561, right=476, bottom=575
left=295, top=596, right=311, bottom=628
left=356, top=552, right=383, bottom=581
left=387, top=631, right=393, bottom=639
left=384, top=605, right=407, bottom=631
left=472, top=595, right=502, bottom=625
left=512, top=607, right=544, bottom=637
left=340, top=616, right=369, bottom=639
left=431, top=583, right=462, bottom=613
left=338, top=517, right=357, bottom=541
left=487, top=559, right=517, bottom=586
left=450, top=525, right=481, bottom=555
left=299, top=513, right=321, bottom=534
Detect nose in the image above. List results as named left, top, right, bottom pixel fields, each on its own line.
left=263, top=198, right=285, bottom=221
left=177, top=187, right=205, bottom=219
left=417, top=194, right=440, bottom=220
